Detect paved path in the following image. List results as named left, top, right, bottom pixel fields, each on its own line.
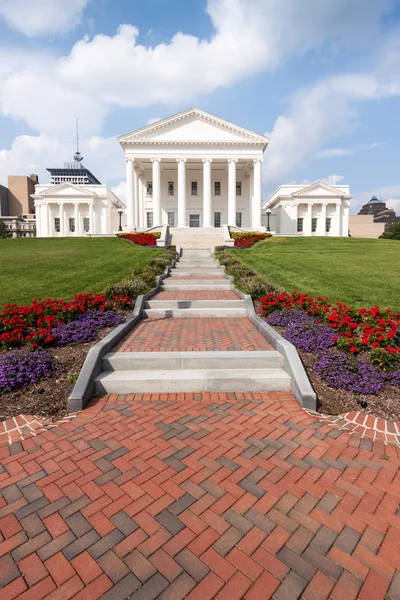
left=117, top=318, right=273, bottom=353
left=1, top=392, right=400, bottom=600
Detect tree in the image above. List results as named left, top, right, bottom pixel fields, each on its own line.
left=380, top=222, right=400, bottom=240
left=0, top=219, right=12, bottom=239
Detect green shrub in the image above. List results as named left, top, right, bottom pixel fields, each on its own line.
left=225, top=264, right=255, bottom=278
left=230, top=231, right=273, bottom=240
left=370, top=348, right=400, bottom=371
left=236, top=276, right=278, bottom=297
left=105, top=278, right=150, bottom=300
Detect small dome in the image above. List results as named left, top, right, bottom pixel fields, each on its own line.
left=367, top=195, right=383, bottom=204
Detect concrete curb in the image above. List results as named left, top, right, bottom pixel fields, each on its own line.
left=214, top=258, right=317, bottom=410
left=67, top=257, right=177, bottom=414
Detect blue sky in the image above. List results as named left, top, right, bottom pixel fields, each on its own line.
left=0, top=0, right=400, bottom=212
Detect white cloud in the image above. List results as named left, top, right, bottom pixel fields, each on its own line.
left=146, top=117, right=162, bottom=125
left=316, top=148, right=353, bottom=159
left=0, top=0, right=395, bottom=138
left=264, top=50, right=400, bottom=184
left=0, top=133, right=124, bottom=189
left=0, top=0, right=89, bottom=37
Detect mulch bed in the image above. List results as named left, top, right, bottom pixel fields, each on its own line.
left=0, top=315, right=131, bottom=423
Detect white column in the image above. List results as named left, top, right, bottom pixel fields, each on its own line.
left=202, top=158, right=212, bottom=227
left=342, top=201, right=349, bottom=237
left=47, top=205, right=52, bottom=236
left=59, top=203, right=65, bottom=236
left=89, top=203, right=94, bottom=234
left=134, top=169, right=139, bottom=229
left=74, top=203, right=79, bottom=236
left=320, top=203, right=327, bottom=236
left=126, top=158, right=134, bottom=229
left=252, top=159, right=262, bottom=229
left=35, top=205, right=41, bottom=237
left=138, top=174, right=144, bottom=229
left=293, top=203, right=299, bottom=234
left=249, top=169, right=254, bottom=228
left=228, top=159, right=237, bottom=226
left=177, top=158, right=187, bottom=227
left=152, top=158, right=162, bottom=226
left=335, top=203, right=342, bottom=235
left=304, top=203, right=312, bottom=235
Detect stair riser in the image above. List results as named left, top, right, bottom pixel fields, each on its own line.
left=143, top=308, right=247, bottom=318
left=95, top=377, right=291, bottom=394
left=161, top=283, right=232, bottom=290
left=145, top=300, right=243, bottom=308
left=103, top=356, right=283, bottom=371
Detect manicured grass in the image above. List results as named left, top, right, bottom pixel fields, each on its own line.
left=0, top=237, right=162, bottom=308
left=228, top=237, right=400, bottom=310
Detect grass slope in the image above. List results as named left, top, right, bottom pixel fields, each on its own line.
left=0, top=237, right=161, bottom=308
left=228, top=237, right=400, bottom=310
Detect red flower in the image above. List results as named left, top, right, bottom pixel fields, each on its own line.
left=349, top=346, right=358, bottom=353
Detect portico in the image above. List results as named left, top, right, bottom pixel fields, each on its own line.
left=119, top=108, right=269, bottom=231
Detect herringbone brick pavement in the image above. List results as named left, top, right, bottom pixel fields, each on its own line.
left=117, top=318, right=273, bottom=352
left=1, top=392, right=400, bottom=599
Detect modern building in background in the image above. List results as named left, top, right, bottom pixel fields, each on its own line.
left=33, top=146, right=125, bottom=237
left=348, top=214, right=385, bottom=238
left=0, top=175, right=38, bottom=237
left=358, top=196, right=400, bottom=231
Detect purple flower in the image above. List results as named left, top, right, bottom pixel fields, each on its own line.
left=283, top=320, right=335, bottom=355
left=76, top=310, right=123, bottom=329
left=0, top=349, right=55, bottom=392
left=267, top=309, right=314, bottom=328
left=314, top=351, right=386, bottom=395
left=52, top=311, right=123, bottom=347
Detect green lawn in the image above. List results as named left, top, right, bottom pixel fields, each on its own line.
left=0, top=237, right=162, bottom=308
left=228, top=237, right=400, bottom=310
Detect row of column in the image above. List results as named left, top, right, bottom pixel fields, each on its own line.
left=294, top=202, right=343, bottom=235
left=125, top=157, right=263, bottom=229
left=37, top=202, right=99, bottom=237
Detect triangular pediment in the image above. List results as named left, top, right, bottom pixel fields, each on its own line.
left=118, top=108, right=269, bottom=145
left=292, top=182, right=344, bottom=198
left=38, top=183, right=97, bottom=197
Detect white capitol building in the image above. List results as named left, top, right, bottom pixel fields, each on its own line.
left=33, top=108, right=351, bottom=240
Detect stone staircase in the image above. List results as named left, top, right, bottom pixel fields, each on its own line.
left=169, top=228, right=224, bottom=248
left=95, top=248, right=291, bottom=394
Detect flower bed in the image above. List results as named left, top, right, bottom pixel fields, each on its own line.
left=230, top=231, right=271, bottom=248
left=0, top=293, right=131, bottom=349
left=117, top=232, right=160, bottom=246
left=259, top=291, right=400, bottom=357
left=215, top=247, right=400, bottom=419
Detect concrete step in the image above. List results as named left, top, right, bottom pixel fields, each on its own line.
left=176, top=262, right=217, bottom=268
left=145, top=300, right=243, bottom=309
left=172, top=270, right=222, bottom=276
left=170, top=275, right=226, bottom=281
left=143, top=307, right=247, bottom=318
left=174, top=264, right=220, bottom=271
left=102, top=351, right=283, bottom=371
left=161, top=281, right=232, bottom=290
left=95, top=368, right=291, bottom=394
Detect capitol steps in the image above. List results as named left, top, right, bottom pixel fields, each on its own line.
left=94, top=247, right=291, bottom=395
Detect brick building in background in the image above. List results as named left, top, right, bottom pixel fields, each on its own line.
left=0, top=174, right=38, bottom=237
left=358, top=195, right=400, bottom=231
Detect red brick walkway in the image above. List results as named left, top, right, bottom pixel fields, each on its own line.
left=117, top=319, right=273, bottom=352
left=1, top=392, right=400, bottom=600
